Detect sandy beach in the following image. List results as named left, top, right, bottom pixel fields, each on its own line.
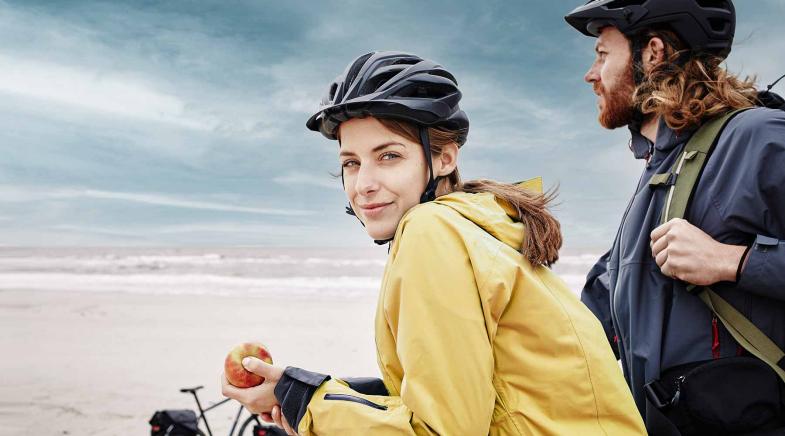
left=0, top=289, right=379, bottom=436
left=0, top=246, right=594, bottom=436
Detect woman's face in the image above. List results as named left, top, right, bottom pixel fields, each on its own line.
left=338, top=117, right=431, bottom=241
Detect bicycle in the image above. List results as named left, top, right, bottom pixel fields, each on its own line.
left=177, top=385, right=286, bottom=436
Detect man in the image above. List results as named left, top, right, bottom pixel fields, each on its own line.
left=565, top=0, right=785, bottom=434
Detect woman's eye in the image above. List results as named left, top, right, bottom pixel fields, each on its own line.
left=380, top=152, right=400, bottom=161
left=342, top=160, right=359, bottom=168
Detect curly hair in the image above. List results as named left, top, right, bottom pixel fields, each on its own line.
left=632, top=29, right=759, bottom=133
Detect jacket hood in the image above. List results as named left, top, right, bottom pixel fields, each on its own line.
left=430, top=177, right=543, bottom=251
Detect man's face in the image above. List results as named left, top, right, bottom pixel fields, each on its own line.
left=584, top=26, right=636, bottom=129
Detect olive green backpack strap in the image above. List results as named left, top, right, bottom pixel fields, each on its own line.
left=660, top=109, right=748, bottom=223
left=657, top=108, right=785, bottom=383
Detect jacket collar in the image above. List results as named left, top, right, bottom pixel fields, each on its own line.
left=628, top=117, right=694, bottom=162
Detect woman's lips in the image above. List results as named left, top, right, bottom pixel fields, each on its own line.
left=359, top=202, right=391, bottom=219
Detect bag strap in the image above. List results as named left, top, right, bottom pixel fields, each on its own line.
left=659, top=108, right=785, bottom=384
left=660, top=108, right=748, bottom=223
left=691, top=285, right=785, bottom=382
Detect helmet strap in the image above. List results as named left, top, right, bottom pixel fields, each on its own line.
left=341, top=170, right=367, bottom=231
left=630, top=36, right=646, bottom=125
left=418, top=126, right=439, bottom=203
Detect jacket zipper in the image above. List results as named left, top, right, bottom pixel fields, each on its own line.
left=324, top=393, right=388, bottom=410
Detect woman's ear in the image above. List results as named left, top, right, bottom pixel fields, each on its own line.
left=434, top=142, right=459, bottom=177
left=643, top=36, right=665, bottom=71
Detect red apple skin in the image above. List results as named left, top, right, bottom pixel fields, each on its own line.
left=224, top=342, right=273, bottom=388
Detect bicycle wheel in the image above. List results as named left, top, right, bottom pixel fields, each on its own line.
left=237, top=414, right=260, bottom=436
left=238, top=415, right=287, bottom=436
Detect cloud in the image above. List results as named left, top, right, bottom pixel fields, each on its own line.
left=0, top=55, right=210, bottom=129
left=273, top=171, right=341, bottom=190
left=0, top=186, right=315, bottom=216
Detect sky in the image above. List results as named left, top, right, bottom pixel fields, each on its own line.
left=1, top=0, right=783, bottom=248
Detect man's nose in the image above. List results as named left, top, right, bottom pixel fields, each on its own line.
left=584, top=62, right=599, bottom=84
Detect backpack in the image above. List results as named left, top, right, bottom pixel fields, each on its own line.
left=149, top=409, right=203, bottom=436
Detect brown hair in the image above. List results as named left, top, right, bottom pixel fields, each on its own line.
left=632, top=29, right=758, bottom=133
left=377, top=118, right=562, bottom=266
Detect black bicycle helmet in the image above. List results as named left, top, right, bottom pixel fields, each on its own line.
left=307, top=51, right=469, bottom=144
left=565, top=0, right=736, bottom=59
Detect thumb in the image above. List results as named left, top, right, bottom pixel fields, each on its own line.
left=242, top=356, right=273, bottom=376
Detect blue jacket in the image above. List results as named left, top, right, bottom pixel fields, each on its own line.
left=581, top=107, right=785, bottom=417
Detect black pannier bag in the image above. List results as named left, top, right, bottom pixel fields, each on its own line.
left=149, top=409, right=202, bottom=436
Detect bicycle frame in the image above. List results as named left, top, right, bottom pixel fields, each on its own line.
left=182, top=387, right=248, bottom=436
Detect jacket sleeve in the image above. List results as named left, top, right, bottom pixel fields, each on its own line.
left=724, top=109, right=785, bottom=302
left=580, top=250, right=618, bottom=358
left=293, top=208, right=497, bottom=435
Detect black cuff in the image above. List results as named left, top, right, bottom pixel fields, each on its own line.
left=273, top=367, right=330, bottom=431
left=341, top=377, right=389, bottom=396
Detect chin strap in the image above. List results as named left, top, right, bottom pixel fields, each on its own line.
left=419, top=125, right=439, bottom=203
left=630, top=36, right=646, bottom=126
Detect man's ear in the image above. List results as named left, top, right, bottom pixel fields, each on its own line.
left=643, top=36, right=666, bottom=71
left=435, top=142, right=459, bottom=177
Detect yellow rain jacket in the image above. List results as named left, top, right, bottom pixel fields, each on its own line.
left=298, top=179, right=645, bottom=435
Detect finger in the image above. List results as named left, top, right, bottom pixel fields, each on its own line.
left=651, top=232, right=669, bottom=257
left=242, top=357, right=276, bottom=378
left=220, top=373, right=246, bottom=401
left=281, top=413, right=297, bottom=435
left=272, top=405, right=283, bottom=428
left=650, top=221, right=672, bottom=244
left=655, top=247, right=668, bottom=268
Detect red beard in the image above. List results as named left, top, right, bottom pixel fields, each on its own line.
left=596, top=62, right=636, bottom=129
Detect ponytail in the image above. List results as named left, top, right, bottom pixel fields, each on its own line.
left=459, top=180, right=561, bottom=266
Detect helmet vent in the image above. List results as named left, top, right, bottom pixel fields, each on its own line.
left=362, top=68, right=406, bottom=94
left=428, top=69, right=458, bottom=84
left=708, top=17, right=730, bottom=32
left=344, top=52, right=374, bottom=91
left=395, top=82, right=453, bottom=99
left=696, top=0, right=730, bottom=8
left=604, top=0, right=645, bottom=9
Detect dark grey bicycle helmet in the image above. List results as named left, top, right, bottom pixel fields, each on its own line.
left=306, top=51, right=469, bottom=145
left=565, top=0, right=736, bottom=58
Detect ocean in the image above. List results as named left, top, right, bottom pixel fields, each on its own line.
left=0, top=247, right=601, bottom=298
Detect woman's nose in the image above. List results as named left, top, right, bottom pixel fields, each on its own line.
left=355, top=164, right=380, bottom=195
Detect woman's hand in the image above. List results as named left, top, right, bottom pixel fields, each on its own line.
left=221, top=358, right=299, bottom=435
left=271, top=404, right=298, bottom=435
left=221, top=357, right=284, bottom=415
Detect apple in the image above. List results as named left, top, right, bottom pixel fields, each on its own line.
left=224, top=342, right=273, bottom=388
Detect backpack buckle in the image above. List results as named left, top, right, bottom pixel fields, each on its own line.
left=648, top=172, right=677, bottom=187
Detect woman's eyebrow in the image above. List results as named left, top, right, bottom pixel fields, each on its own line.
left=339, top=142, right=404, bottom=157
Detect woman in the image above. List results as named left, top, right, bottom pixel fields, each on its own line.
left=222, top=51, right=645, bottom=435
